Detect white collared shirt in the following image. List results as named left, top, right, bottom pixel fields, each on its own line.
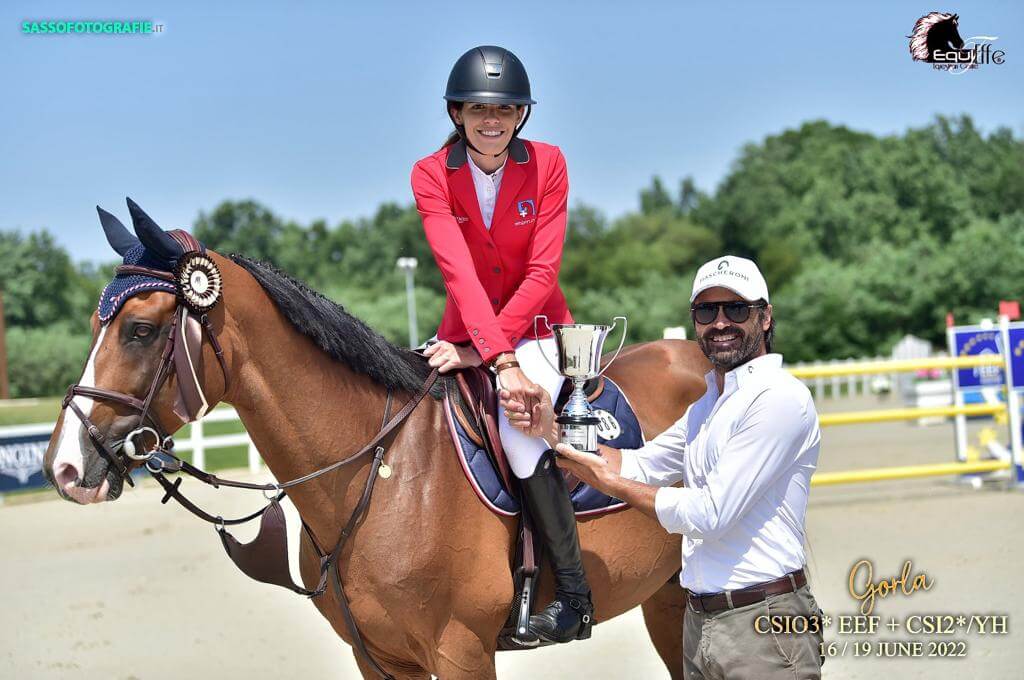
left=467, top=151, right=506, bottom=229
left=619, top=353, right=821, bottom=594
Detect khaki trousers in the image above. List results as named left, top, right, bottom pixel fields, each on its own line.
left=683, top=584, right=825, bottom=680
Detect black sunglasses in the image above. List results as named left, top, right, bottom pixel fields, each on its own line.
left=691, top=301, right=766, bottom=325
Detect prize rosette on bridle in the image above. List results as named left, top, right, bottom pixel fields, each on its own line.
left=91, top=197, right=225, bottom=425
left=96, top=198, right=221, bottom=322
left=174, top=252, right=223, bottom=314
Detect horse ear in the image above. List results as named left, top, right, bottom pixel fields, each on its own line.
left=96, top=206, right=140, bottom=256
left=126, top=197, right=183, bottom=261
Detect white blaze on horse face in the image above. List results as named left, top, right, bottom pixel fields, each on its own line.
left=53, top=324, right=108, bottom=481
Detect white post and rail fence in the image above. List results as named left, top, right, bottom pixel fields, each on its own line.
left=3, top=317, right=1023, bottom=498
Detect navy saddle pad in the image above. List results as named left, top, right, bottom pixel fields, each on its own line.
left=443, top=376, right=645, bottom=517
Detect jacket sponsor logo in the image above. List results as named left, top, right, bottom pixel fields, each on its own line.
left=517, top=199, right=536, bottom=218
left=455, top=215, right=470, bottom=224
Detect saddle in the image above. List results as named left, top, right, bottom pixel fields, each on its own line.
left=444, top=365, right=645, bottom=650
left=445, top=366, right=644, bottom=517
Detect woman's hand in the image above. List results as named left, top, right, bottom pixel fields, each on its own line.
left=497, top=366, right=550, bottom=437
left=423, top=341, right=482, bottom=373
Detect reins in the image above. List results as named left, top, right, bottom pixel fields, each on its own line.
left=62, top=256, right=437, bottom=680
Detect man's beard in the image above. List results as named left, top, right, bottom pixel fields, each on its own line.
left=697, top=323, right=763, bottom=372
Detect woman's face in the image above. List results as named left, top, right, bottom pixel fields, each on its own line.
left=452, top=102, right=524, bottom=156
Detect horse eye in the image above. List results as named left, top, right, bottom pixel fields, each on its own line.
left=133, top=324, right=153, bottom=338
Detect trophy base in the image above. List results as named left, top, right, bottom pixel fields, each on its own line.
left=557, top=414, right=599, bottom=454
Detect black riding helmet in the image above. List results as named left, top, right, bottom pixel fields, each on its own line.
left=444, top=46, right=535, bottom=157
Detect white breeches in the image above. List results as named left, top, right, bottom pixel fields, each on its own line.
left=497, top=336, right=565, bottom=479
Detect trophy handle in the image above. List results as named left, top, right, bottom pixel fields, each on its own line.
left=533, top=315, right=559, bottom=373
left=597, top=316, right=628, bottom=377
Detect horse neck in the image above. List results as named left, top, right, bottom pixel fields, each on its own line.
left=221, top=300, right=396, bottom=541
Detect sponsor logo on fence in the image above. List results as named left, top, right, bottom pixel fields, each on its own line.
left=0, top=434, right=50, bottom=490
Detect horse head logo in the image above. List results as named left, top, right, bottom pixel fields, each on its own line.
left=908, top=12, right=969, bottom=63
left=717, top=259, right=729, bottom=271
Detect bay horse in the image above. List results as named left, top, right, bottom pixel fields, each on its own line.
left=42, top=200, right=710, bottom=679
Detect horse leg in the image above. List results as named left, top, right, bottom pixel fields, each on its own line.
left=641, top=575, right=687, bottom=680
left=433, top=619, right=497, bottom=680
left=351, top=651, right=430, bottom=680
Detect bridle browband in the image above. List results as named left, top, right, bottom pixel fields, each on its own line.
left=61, top=249, right=437, bottom=680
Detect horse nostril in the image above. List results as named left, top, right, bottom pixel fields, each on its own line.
left=54, top=462, right=81, bottom=488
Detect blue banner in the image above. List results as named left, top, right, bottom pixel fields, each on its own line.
left=0, top=432, right=50, bottom=492
left=953, top=328, right=1005, bottom=389
left=1009, top=326, right=1024, bottom=390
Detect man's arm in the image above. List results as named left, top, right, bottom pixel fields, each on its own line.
left=558, top=388, right=813, bottom=538
left=499, top=383, right=691, bottom=487
left=617, top=416, right=689, bottom=487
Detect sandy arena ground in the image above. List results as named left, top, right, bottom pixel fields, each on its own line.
left=3, top=394, right=1023, bottom=679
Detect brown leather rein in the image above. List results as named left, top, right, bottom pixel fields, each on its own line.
left=61, top=261, right=437, bottom=680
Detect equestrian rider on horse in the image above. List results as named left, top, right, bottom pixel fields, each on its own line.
left=410, top=45, right=593, bottom=644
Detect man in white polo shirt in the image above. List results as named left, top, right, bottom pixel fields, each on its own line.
left=501, top=255, right=825, bottom=679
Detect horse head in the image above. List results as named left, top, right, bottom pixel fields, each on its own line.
left=909, top=12, right=966, bottom=62
left=937, top=13, right=965, bottom=50
left=43, top=199, right=234, bottom=504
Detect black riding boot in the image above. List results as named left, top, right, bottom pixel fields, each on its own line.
left=520, top=450, right=594, bottom=643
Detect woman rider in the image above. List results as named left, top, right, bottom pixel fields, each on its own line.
left=410, top=45, right=593, bottom=644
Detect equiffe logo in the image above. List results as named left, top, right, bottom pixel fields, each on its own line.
left=908, top=12, right=1004, bottom=73
left=517, top=199, right=536, bottom=218
left=717, top=259, right=729, bottom=271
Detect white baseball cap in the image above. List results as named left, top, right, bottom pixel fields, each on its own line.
left=690, top=255, right=770, bottom=303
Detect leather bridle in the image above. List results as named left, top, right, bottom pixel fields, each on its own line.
left=60, top=253, right=437, bottom=680
left=62, top=263, right=231, bottom=486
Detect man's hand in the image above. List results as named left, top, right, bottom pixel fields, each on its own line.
left=553, top=443, right=617, bottom=494
left=555, top=443, right=659, bottom=522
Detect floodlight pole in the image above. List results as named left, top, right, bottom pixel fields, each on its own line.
left=396, top=258, right=419, bottom=348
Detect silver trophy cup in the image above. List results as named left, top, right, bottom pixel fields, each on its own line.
left=534, top=316, right=627, bottom=453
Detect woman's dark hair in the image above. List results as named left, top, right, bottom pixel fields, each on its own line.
left=440, top=102, right=463, bottom=150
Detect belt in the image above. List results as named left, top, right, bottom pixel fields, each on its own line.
left=687, top=569, right=807, bottom=615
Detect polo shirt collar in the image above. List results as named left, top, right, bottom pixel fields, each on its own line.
left=446, top=137, right=530, bottom=170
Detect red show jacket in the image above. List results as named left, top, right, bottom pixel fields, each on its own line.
left=411, top=137, right=573, bottom=364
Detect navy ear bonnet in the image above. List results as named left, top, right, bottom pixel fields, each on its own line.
left=98, top=243, right=180, bottom=322
left=96, top=198, right=213, bottom=323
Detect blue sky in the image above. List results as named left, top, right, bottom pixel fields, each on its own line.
left=2, top=0, right=1020, bottom=264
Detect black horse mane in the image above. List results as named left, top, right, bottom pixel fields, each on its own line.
left=229, top=254, right=444, bottom=399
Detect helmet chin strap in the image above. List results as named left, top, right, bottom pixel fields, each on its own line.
left=448, top=105, right=532, bottom=158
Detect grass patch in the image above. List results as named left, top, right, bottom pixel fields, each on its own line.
left=0, top=398, right=63, bottom=426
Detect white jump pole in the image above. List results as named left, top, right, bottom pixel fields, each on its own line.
left=948, top=325, right=968, bottom=463
left=999, top=316, right=1022, bottom=484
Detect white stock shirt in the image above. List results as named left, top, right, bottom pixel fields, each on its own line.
left=619, top=353, right=821, bottom=594
left=467, top=151, right=506, bottom=229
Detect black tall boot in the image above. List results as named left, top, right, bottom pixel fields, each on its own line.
left=520, top=450, right=594, bottom=643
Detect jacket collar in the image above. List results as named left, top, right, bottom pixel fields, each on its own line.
left=446, top=137, right=530, bottom=170
left=446, top=137, right=530, bottom=237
